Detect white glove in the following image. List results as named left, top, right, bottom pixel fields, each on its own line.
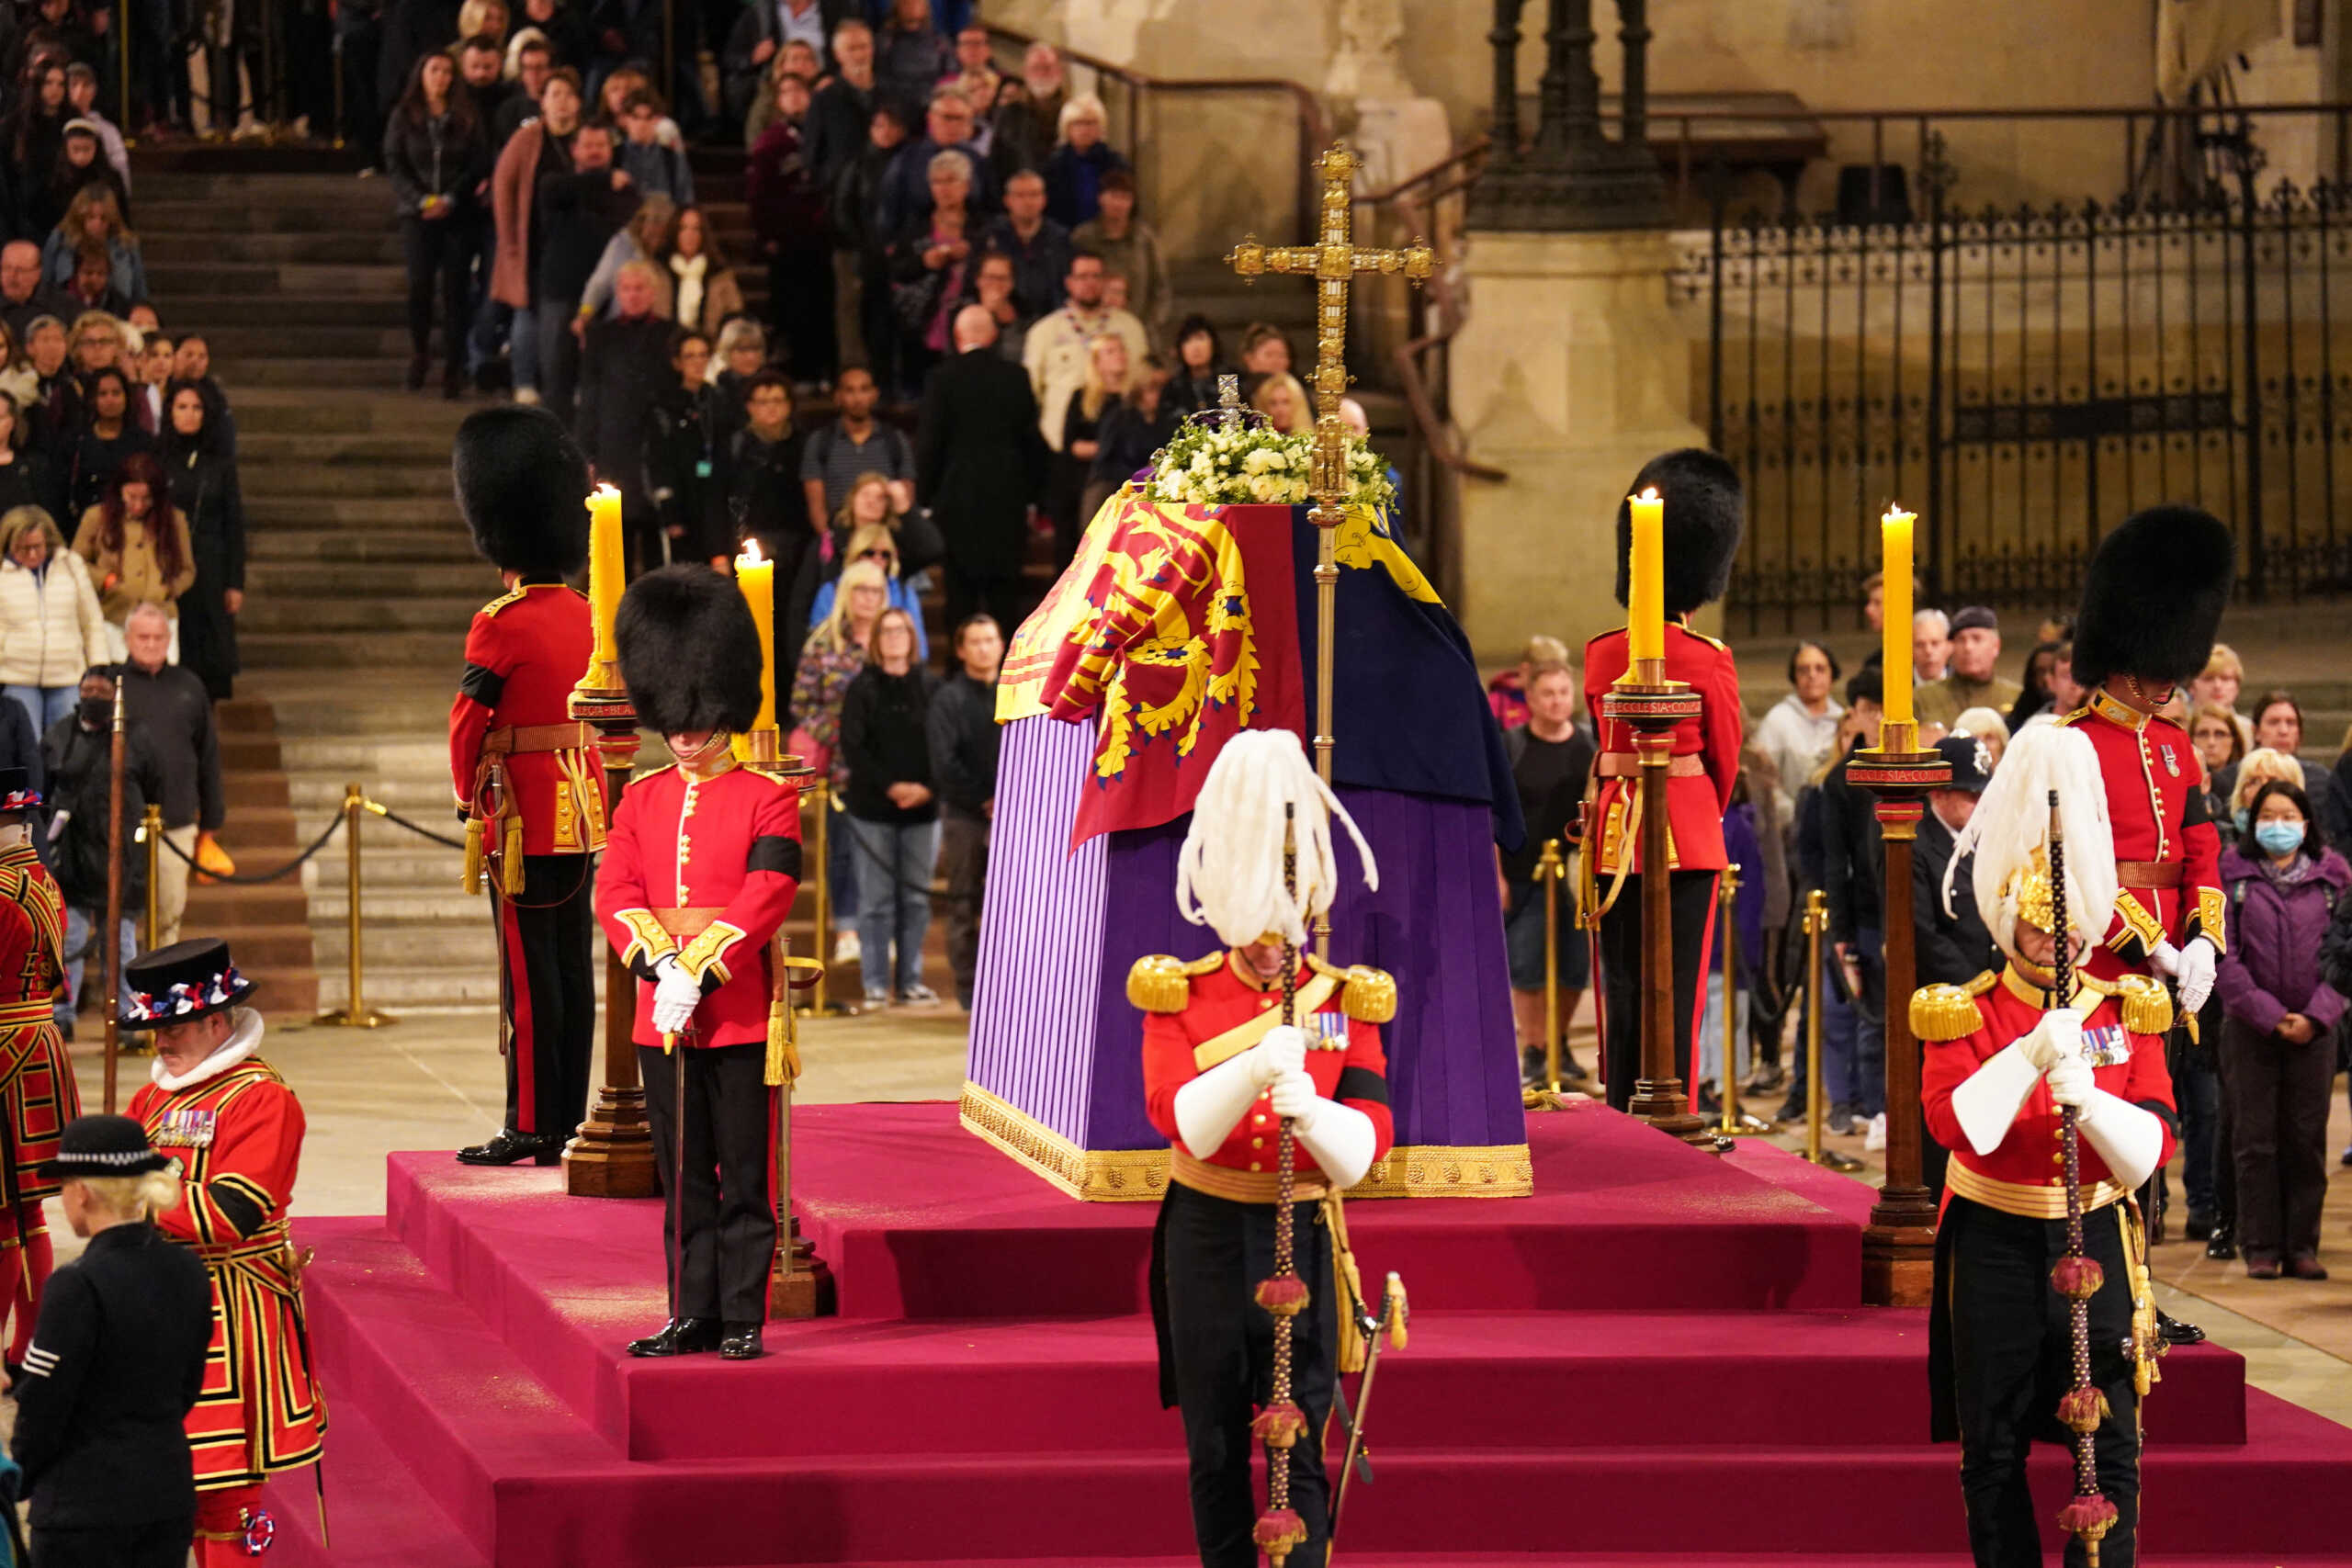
left=2148, top=939, right=2182, bottom=978
left=1252, top=1025, right=1306, bottom=1088
left=2076, top=1089, right=2166, bottom=1190
left=1174, top=1049, right=1265, bottom=1159
left=1292, top=1097, right=1378, bottom=1188
left=1269, top=1067, right=1322, bottom=1130
left=2173, top=936, right=2216, bottom=1014
left=2019, top=1007, right=2084, bottom=1072
left=2044, top=1052, right=2094, bottom=1109
left=650, top=956, right=701, bottom=1035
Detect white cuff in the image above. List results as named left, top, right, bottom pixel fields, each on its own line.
left=2076, top=1089, right=2165, bottom=1190
left=1949, top=1041, right=2042, bottom=1158
left=1173, top=1051, right=1263, bottom=1161
left=1291, top=1100, right=1377, bottom=1190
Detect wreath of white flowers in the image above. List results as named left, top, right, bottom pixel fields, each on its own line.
left=1142, top=408, right=1396, bottom=512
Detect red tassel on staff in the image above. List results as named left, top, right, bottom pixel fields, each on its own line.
left=1253, top=1508, right=1307, bottom=1554
left=1250, top=1402, right=1306, bottom=1449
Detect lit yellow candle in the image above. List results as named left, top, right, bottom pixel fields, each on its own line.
left=586, top=484, right=625, bottom=669
left=1881, top=506, right=1916, bottom=729
left=735, top=538, right=776, bottom=732
left=1627, top=487, right=1665, bottom=664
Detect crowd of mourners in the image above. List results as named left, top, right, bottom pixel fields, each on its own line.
left=0, top=14, right=236, bottom=1047
left=361, top=3, right=1331, bottom=1009
left=1492, top=588, right=2352, bottom=1281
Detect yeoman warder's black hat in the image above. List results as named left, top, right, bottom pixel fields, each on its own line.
left=119, top=937, right=254, bottom=1032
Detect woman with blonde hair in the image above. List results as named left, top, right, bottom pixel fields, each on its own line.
left=12, top=1115, right=215, bottom=1568
left=2191, top=642, right=2255, bottom=750
left=457, top=0, right=509, bottom=42
left=1047, top=330, right=1127, bottom=568
left=1043, top=91, right=1128, bottom=228
left=808, top=509, right=928, bottom=658
left=0, top=502, right=107, bottom=730
left=1250, top=370, right=1312, bottom=435
left=577, top=194, right=679, bottom=324
left=789, top=556, right=891, bottom=970
left=40, top=185, right=144, bottom=301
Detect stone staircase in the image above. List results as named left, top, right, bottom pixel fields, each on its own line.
left=141, top=167, right=498, bottom=1010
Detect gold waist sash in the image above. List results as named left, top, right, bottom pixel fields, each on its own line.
left=1170, top=1147, right=1330, bottom=1205
left=1949, top=1158, right=2126, bottom=1220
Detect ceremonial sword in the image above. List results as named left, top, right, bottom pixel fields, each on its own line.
left=1329, top=1270, right=1408, bottom=1545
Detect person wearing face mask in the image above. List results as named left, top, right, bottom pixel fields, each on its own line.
left=41, top=664, right=156, bottom=1033
left=595, top=566, right=803, bottom=1363
left=2213, top=781, right=2348, bottom=1281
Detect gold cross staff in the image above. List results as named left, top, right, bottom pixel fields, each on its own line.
left=1226, top=141, right=1433, bottom=959
left=1227, top=143, right=1435, bottom=525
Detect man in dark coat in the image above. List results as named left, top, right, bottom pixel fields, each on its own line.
left=535, top=120, right=639, bottom=427
left=574, top=263, right=676, bottom=575
left=915, top=306, right=1047, bottom=633
left=924, top=612, right=1000, bottom=1010
left=43, top=667, right=159, bottom=1031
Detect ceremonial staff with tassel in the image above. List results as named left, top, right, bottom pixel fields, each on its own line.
left=1131, top=729, right=1396, bottom=1568
left=1917, top=725, right=2174, bottom=1568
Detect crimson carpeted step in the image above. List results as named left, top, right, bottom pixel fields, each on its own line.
left=805, top=1558, right=2352, bottom=1567
left=385, top=1100, right=1865, bottom=1323
left=298, top=1218, right=2349, bottom=1568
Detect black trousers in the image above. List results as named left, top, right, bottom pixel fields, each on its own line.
left=2222, top=1014, right=2335, bottom=1259
left=638, top=1040, right=775, bottom=1325
left=767, top=248, right=838, bottom=385
left=938, top=811, right=988, bottom=1009
left=1157, top=1183, right=1337, bottom=1568
left=1596, top=867, right=1718, bottom=1111
left=942, top=560, right=1030, bottom=643
left=400, top=214, right=473, bottom=362
left=492, top=853, right=597, bottom=1139
left=1945, top=1198, right=2141, bottom=1568
left=33, top=1516, right=195, bottom=1567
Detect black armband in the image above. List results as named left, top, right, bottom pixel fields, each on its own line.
left=748, top=834, right=802, bottom=878
left=1335, top=1066, right=1390, bottom=1107
left=458, top=662, right=506, bottom=707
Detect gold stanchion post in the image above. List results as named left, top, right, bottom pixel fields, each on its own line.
left=1716, top=863, right=1771, bottom=1137
left=797, top=781, right=848, bottom=1017
left=314, top=784, right=393, bottom=1026
left=1802, top=888, right=1861, bottom=1173
left=1540, top=837, right=1565, bottom=1094
left=141, top=803, right=162, bottom=951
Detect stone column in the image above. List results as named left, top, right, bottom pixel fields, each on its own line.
left=1450, top=228, right=1705, bottom=660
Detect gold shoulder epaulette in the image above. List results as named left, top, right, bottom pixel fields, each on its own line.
left=1963, top=969, right=1999, bottom=997
left=1910, top=983, right=1983, bottom=1043
left=1310, top=955, right=1397, bottom=1023
left=1126, top=952, right=1220, bottom=1013
left=1682, top=625, right=1731, bottom=651
left=2114, top=974, right=2173, bottom=1036
left=479, top=585, right=527, bottom=617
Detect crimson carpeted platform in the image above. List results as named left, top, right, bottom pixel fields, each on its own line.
left=266, top=1101, right=2352, bottom=1567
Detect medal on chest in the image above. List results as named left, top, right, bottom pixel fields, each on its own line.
left=2082, top=1022, right=2132, bottom=1068
left=153, top=1106, right=218, bottom=1147
left=1309, top=1010, right=1349, bottom=1048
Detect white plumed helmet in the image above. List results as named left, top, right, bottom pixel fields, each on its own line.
left=1174, top=729, right=1377, bottom=950
left=1943, top=722, right=2119, bottom=963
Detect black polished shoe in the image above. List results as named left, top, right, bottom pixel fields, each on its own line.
left=456, top=1129, right=561, bottom=1167
left=1560, top=1052, right=1589, bottom=1083
left=718, top=1322, right=763, bottom=1359
left=2185, top=1210, right=2214, bottom=1242
left=627, top=1317, right=722, bottom=1358
left=2156, top=1309, right=2206, bottom=1347
left=2205, top=1225, right=2236, bottom=1262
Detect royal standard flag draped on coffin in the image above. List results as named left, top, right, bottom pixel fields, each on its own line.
left=999, top=491, right=1522, bottom=853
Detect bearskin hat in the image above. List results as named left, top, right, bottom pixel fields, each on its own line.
left=2070, top=505, right=2235, bottom=691
left=616, top=566, right=764, bottom=736
left=452, top=405, right=592, bottom=579
left=1612, top=447, right=1745, bottom=616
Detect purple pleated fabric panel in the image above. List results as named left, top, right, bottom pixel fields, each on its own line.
left=967, top=715, right=1107, bottom=1143
left=1090, top=787, right=1524, bottom=1153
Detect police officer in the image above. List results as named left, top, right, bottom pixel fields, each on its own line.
left=12, top=1114, right=216, bottom=1568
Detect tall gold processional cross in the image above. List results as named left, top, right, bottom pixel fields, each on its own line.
left=1226, top=142, right=1433, bottom=953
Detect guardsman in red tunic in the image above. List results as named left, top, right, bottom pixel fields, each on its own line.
left=1920, top=726, right=2174, bottom=1568
left=123, top=938, right=324, bottom=1566
left=594, top=567, right=803, bottom=1362
left=1133, top=729, right=1394, bottom=1568
left=0, top=768, right=76, bottom=1383
left=1582, top=448, right=1745, bottom=1111
left=448, top=406, right=609, bottom=1167
left=2057, top=505, right=2234, bottom=1013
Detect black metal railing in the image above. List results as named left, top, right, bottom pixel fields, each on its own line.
left=1671, top=103, right=2352, bottom=634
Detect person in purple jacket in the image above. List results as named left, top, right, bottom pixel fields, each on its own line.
left=2215, top=778, right=2349, bottom=1281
